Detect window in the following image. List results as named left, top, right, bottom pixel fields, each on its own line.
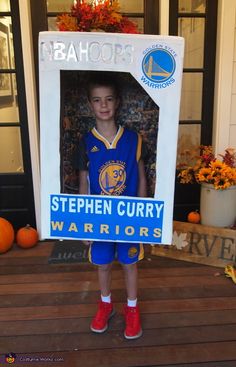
left=0, top=1, right=23, bottom=173
left=0, top=0, right=36, bottom=228
left=170, top=0, right=217, bottom=160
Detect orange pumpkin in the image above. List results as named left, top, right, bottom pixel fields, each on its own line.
left=187, top=211, right=201, bottom=224
left=0, top=217, right=14, bottom=254
left=16, top=224, right=39, bottom=249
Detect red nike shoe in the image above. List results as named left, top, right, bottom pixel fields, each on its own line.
left=90, top=301, right=115, bottom=333
left=124, top=305, right=143, bottom=339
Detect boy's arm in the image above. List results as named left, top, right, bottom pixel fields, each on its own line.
left=79, top=170, right=88, bottom=194
left=78, top=170, right=92, bottom=246
left=73, top=136, right=89, bottom=194
left=138, top=159, right=147, bottom=197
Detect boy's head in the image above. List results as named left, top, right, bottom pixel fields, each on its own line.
left=87, top=72, right=120, bottom=124
left=87, top=72, right=120, bottom=101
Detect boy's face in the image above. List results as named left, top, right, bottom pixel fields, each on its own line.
left=89, top=86, right=119, bottom=123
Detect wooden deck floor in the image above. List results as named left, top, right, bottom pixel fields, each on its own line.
left=0, top=241, right=236, bottom=367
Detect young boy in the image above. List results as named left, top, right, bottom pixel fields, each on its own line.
left=75, top=72, right=147, bottom=339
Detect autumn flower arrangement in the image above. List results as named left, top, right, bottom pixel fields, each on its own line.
left=177, top=145, right=236, bottom=190
left=57, top=0, right=139, bottom=34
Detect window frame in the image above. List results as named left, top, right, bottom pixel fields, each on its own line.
left=169, top=0, right=218, bottom=145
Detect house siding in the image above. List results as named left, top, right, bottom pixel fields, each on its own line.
left=229, top=8, right=236, bottom=147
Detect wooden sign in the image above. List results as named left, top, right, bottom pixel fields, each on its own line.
left=151, top=221, right=236, bottom=268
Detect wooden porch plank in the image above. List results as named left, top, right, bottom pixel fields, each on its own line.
left=0, top=274, right=231, bottom=295
left=0, top=263, right=95, bottom=275
left=0, top=266, right=223, bottom=285
left=0, top=256, right=51, bottom=266
left=0, top=249, right=203, bottom=266
left=0, top=254, right=203, bottom=274
left=0, top=242, right=54, bottom=258
left=0, top=283, right=235, bottom=308
left=0, top=297, right=236, bottom=322
left=1, top=324, right=236, bottom=353
left=1, top=341, right=236, bottom=366
left=1, top=310, right=236, bottom=336
left=154, top=363, right=236, bottom=367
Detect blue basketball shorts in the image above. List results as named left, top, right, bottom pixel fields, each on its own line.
left=89, top=241, right=144, bottom=265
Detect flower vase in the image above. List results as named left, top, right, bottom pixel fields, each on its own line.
left=200, top=183, right=236, bottom=227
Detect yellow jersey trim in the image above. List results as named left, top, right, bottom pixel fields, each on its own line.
left=138, top=243, right=144, bottom=261
left=111, top=126, right=124, bottom=148
left=91, top=127, right=110, bottom=149
left=91, top=125, right=124, bottom=150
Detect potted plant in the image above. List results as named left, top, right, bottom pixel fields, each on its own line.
left=177, top=146, right=236, bottom=227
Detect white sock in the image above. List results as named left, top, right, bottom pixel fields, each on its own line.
left=101, top=294, right=111, bottom=303
left=127, top=298, right=137, bottom=307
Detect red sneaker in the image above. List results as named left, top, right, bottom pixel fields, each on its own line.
left=124, top=305, right=143, bottom=339
left=90, top=301, right=115, bottom=333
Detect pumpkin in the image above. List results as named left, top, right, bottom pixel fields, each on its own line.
left=187, top=211, right=201, bottom=224
left=0, top=217, right=14, bottom=254
left=16, top=224, right=39, bottom=249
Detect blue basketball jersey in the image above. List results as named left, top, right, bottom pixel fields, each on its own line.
left=84, top=126, right=142, bottom=196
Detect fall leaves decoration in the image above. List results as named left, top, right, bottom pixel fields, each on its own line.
left=57, top=0, right=139, bottom=34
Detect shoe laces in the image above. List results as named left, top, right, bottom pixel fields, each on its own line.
left=96, top=301, right=112, bottom=321
left=125, top=306, right=138, bottom=327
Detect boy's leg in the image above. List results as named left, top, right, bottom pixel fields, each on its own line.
left=122, top=262, right=142, bottom=339
left=89, top=242, right=115, bottom=333
left=118, top=243, right=143, bottom=339
left=98, top=263, right=112, bottom=297
left=122, top=262, right=138, bottom=301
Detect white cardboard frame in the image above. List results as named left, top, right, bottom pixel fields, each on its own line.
left=39, top=31, right=184, bottom=244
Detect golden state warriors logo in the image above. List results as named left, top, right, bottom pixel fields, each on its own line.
left=99, top=162, right=126, bottom=195
left=142, top=48, right=176, bottom=88
left=128, top=247, right=138, bottom=258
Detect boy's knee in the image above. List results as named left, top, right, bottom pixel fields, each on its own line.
left=98, top=263, right=112, bottom=272
left=122, top=262, right=137, bottom=271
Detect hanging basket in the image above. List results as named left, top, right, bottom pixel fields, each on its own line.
left=200, top=183, right=236, bottom=227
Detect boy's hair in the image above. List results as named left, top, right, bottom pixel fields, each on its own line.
left=86, top=72, right=120, bottom=101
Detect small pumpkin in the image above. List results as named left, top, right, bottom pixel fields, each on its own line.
left=0, top=217, right=14, bottom=254
left=187, top=210, right=201, bottom=224
left=16, top=224, right=39, bottom=249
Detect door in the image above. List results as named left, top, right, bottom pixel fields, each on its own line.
left=169, top=0, right=218, bottom=220
left=0, top=0, right=35, bottom=229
